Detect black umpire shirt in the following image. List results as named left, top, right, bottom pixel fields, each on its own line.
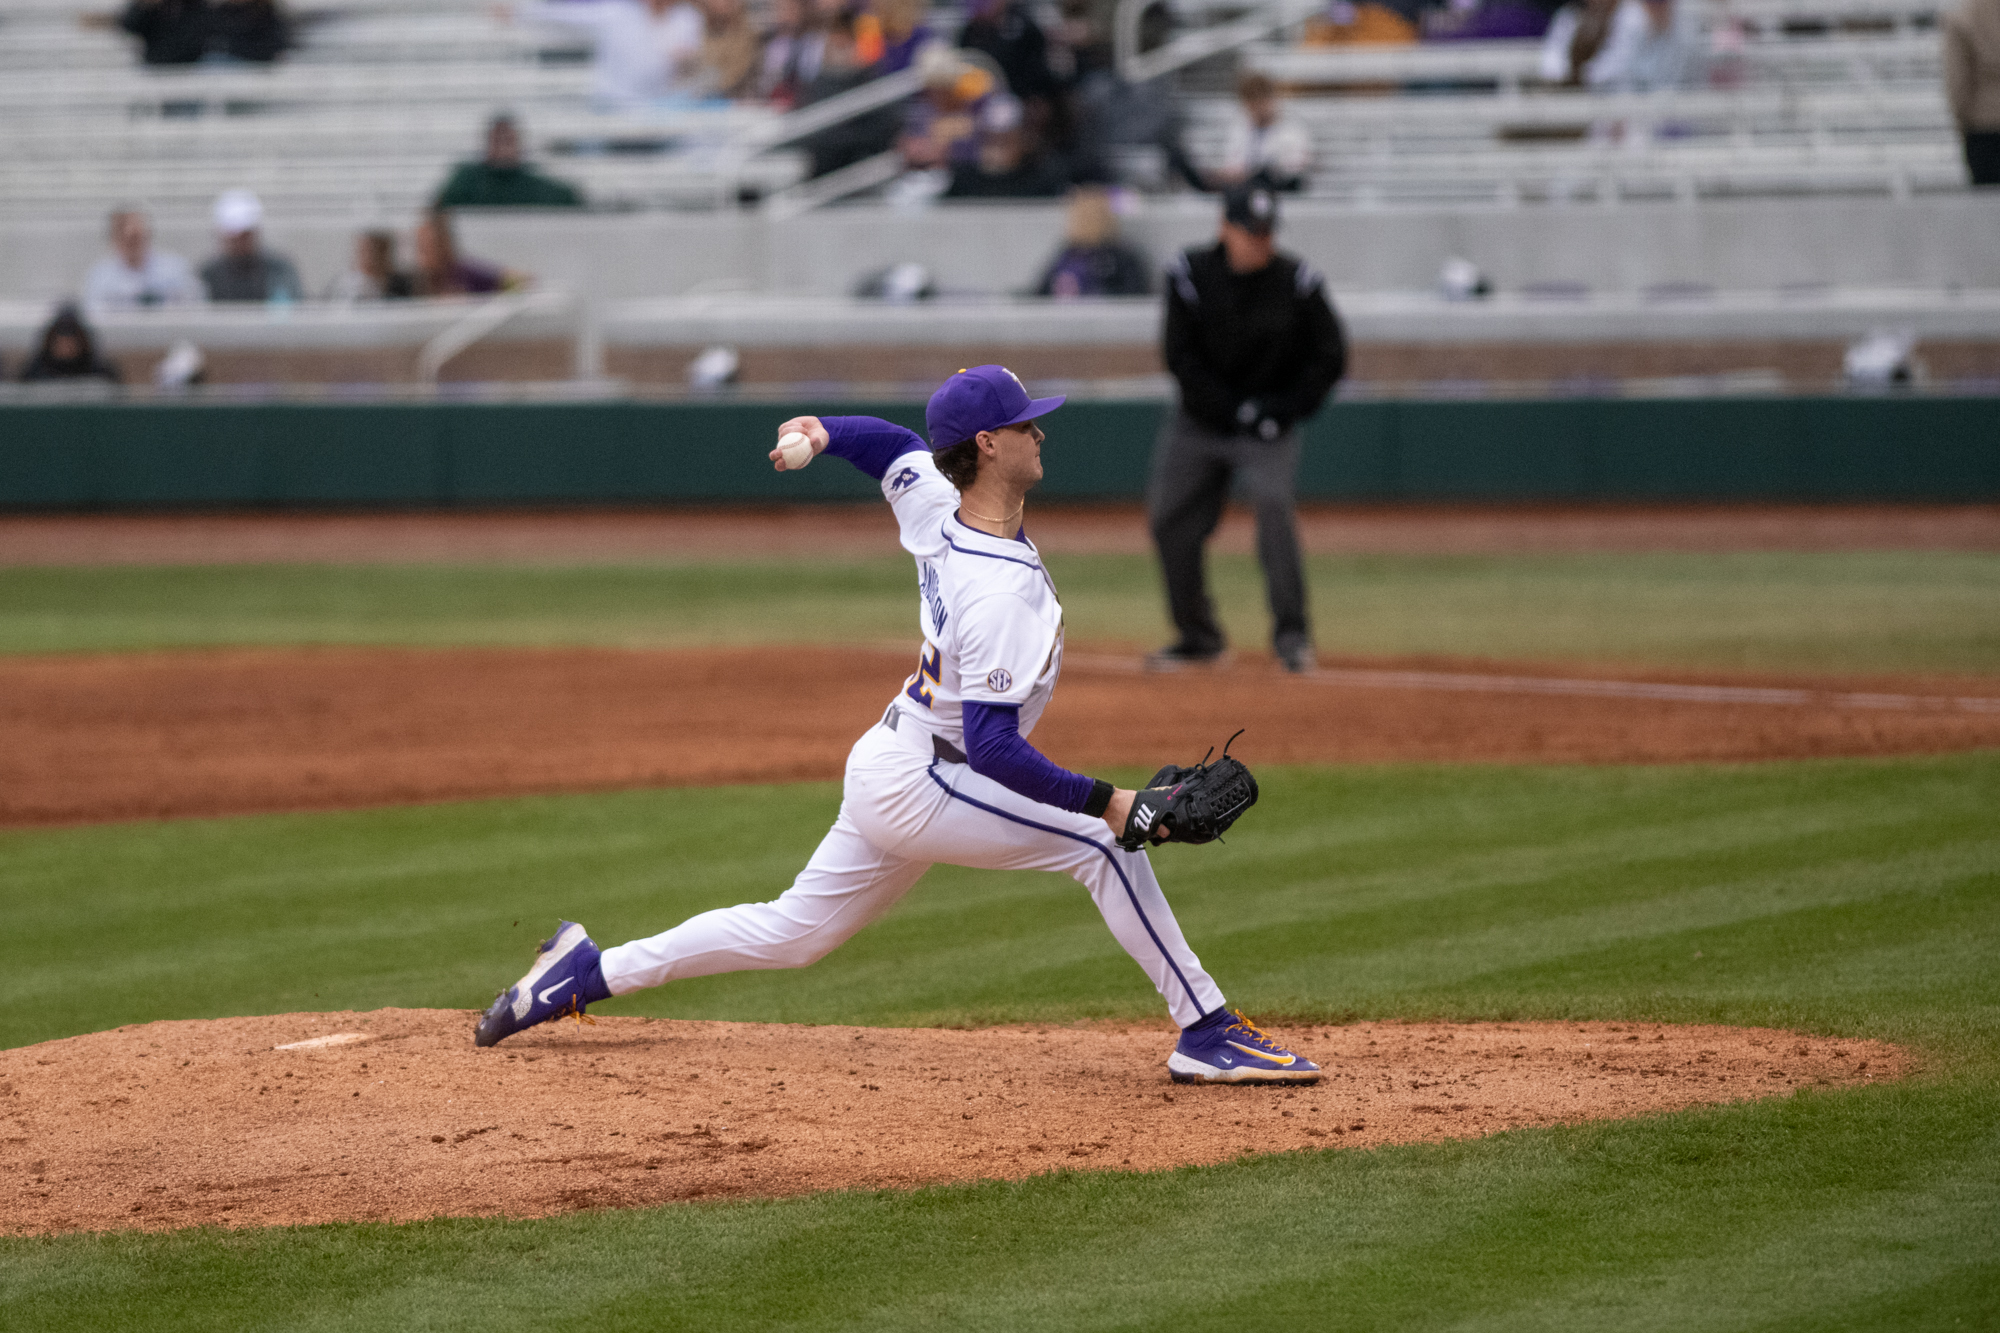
left=1163, top=241, right=1347, bottom=436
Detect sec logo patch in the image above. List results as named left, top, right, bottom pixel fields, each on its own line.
left=986, top=669, right=1013, bottom=692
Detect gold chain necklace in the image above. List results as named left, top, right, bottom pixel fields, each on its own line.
left=960, top=499, right=1025, bottom=526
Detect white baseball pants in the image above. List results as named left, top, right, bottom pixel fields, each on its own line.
left=598, top=715, right=1227, bottom=1028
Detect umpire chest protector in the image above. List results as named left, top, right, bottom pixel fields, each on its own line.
left=1164, top=243, right=1346, bottom=435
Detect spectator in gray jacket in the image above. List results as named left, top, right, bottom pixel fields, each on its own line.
left=199, top=189, right=302, bottom=303
left=1946, top=0, right=2000, bottom=184
left=83, top=209, right=204, bottom=309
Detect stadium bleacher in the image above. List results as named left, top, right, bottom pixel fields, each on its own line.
left=0, top=0, right=1966, bottom=218
left=0, top=0, right=1992, bottom=392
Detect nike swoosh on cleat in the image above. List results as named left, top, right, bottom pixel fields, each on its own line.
left=1225, top=1040, right=1294, bottom=1065
left=537, top=976, right=574, bottom=1006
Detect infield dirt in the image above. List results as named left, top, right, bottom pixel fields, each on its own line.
left=2, top=503, right=1996, bottom=564
left=0, top=1010, right=1908, bottom=1235
left=6, top=645, right=2000, bottom=827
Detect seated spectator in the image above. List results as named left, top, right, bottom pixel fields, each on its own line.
left=325, top=231, right=414, bottom=301
left=757, top=0, right=828, bottom=106
left=411, top=212, right=512, bottom=297
left=506, top=0, right=705, bottom=107
left=1069, top=2, right=1205, bottom=190
left=696, top=0, right=760, bottom=96
left=199, top=189, right=302, bottom=303
left=118, top=0, right=207, bottom=64
left=435, top=115, right=584, bottom=208
left=1034, top=186, right=1151, bottom=297
left=959, top=0, right=1058, bottom=103
left=1302, top=0, right=1420, bottom=45
left=118, top=0, right=288, bottom=66
left=945, top=93, right=1070, bottom=197
left=207, top=0, right=287, bottom=60
left=20, top=305, right=121, bottom=384
left=1216, top=72, right=1312, bottom=192
left=856, top=0, right=932, bottom=73
left=796, top=14, right=906, bottom=174
left=83, top=208, right=204, bottom=309
left=1424, top=0, right=1558, bottom=40
left=960, top=0, right=1076, bottom=167
left=1052, top=0, right=1116, bottom=78
left=901, top=45, right=1002, bottom=171
left=1540, top=0, right=1701, bottom=89
left=1945, top=0, right=2000, bottom=185
left=1539, top=0, right=1615, bottom=82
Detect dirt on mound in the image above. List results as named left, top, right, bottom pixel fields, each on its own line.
left=0, top=1010, right=1906, bottom=1235
left=4, top=646, right=1998, bottom=827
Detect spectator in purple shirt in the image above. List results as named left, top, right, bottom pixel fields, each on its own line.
left=1034, top=187, right=1152, bottom=296
left=411, top=211, right=510, bottom=297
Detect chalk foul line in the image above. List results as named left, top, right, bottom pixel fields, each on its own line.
left=1064, top=655, right=2000, bottom=715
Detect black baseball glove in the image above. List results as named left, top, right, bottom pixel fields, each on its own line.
left=1116, top=731, right=1259, bottom=852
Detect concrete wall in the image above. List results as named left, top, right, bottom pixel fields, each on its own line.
left=6, top=193, right=1998, bottom=308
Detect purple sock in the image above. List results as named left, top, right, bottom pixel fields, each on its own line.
left=1184, top=1006, right=1233, bottom=1033
left=577, top=951, right=612, bottom=1006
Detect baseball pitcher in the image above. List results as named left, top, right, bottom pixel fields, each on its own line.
left=474, top=366, right=1318, bottom=1085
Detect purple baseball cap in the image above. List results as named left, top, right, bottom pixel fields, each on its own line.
left=925, top=365, right=1066, bottom=450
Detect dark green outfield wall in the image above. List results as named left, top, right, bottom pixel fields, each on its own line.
left=0, top=395, right=1993, bottom=508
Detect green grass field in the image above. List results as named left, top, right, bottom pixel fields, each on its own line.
left=4, top=550, right=1998, bottom=674
left=2, top=548, right=1997, bottom=1330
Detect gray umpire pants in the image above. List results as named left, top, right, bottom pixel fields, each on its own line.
left=1145, top=409, right=1310, bottom=656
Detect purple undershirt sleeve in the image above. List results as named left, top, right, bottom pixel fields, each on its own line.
left=821, top=416, right=930, bottom=482
left=962, top=702, right=1099, bottom=814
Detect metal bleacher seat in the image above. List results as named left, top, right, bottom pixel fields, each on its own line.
left=0, top=0, right=1969, bottom=225
left=1208, top=0, right=1958, bottom=204
left=1243, top=30, right=1943, bottom=93
left=1706, top=0, right=1941, bottom=30
left=0, top=0, right=809, bottom=221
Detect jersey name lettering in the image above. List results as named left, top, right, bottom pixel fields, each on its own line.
left=919, top=561, right=949, bottom=634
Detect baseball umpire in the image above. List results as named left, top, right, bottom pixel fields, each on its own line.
left=1147, top=183, right=1346, bottom=674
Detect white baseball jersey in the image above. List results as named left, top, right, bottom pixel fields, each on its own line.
left=878, top=450, right=1065, bottom=751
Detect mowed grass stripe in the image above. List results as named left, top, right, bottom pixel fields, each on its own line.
left=0, top=754, right=1990, bottom=1049
left=3, top=551, right=1998, bottom=675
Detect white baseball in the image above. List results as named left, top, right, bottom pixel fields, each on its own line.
left=778, top=431, right=814, bottom=470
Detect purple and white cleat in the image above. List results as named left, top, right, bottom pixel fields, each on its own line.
left=1168, top=1010, right=1321, bottom=1085
left=473, top=921, right=608, bottom=1048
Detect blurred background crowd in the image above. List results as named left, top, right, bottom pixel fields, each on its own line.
left=2, top=0, right=1994, bottom=390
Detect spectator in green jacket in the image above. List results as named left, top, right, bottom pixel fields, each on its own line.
left=434, top=115, right=585, bottom=208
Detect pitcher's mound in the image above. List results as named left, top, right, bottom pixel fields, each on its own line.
left=1, top=1009, right=1906, bottom=1235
